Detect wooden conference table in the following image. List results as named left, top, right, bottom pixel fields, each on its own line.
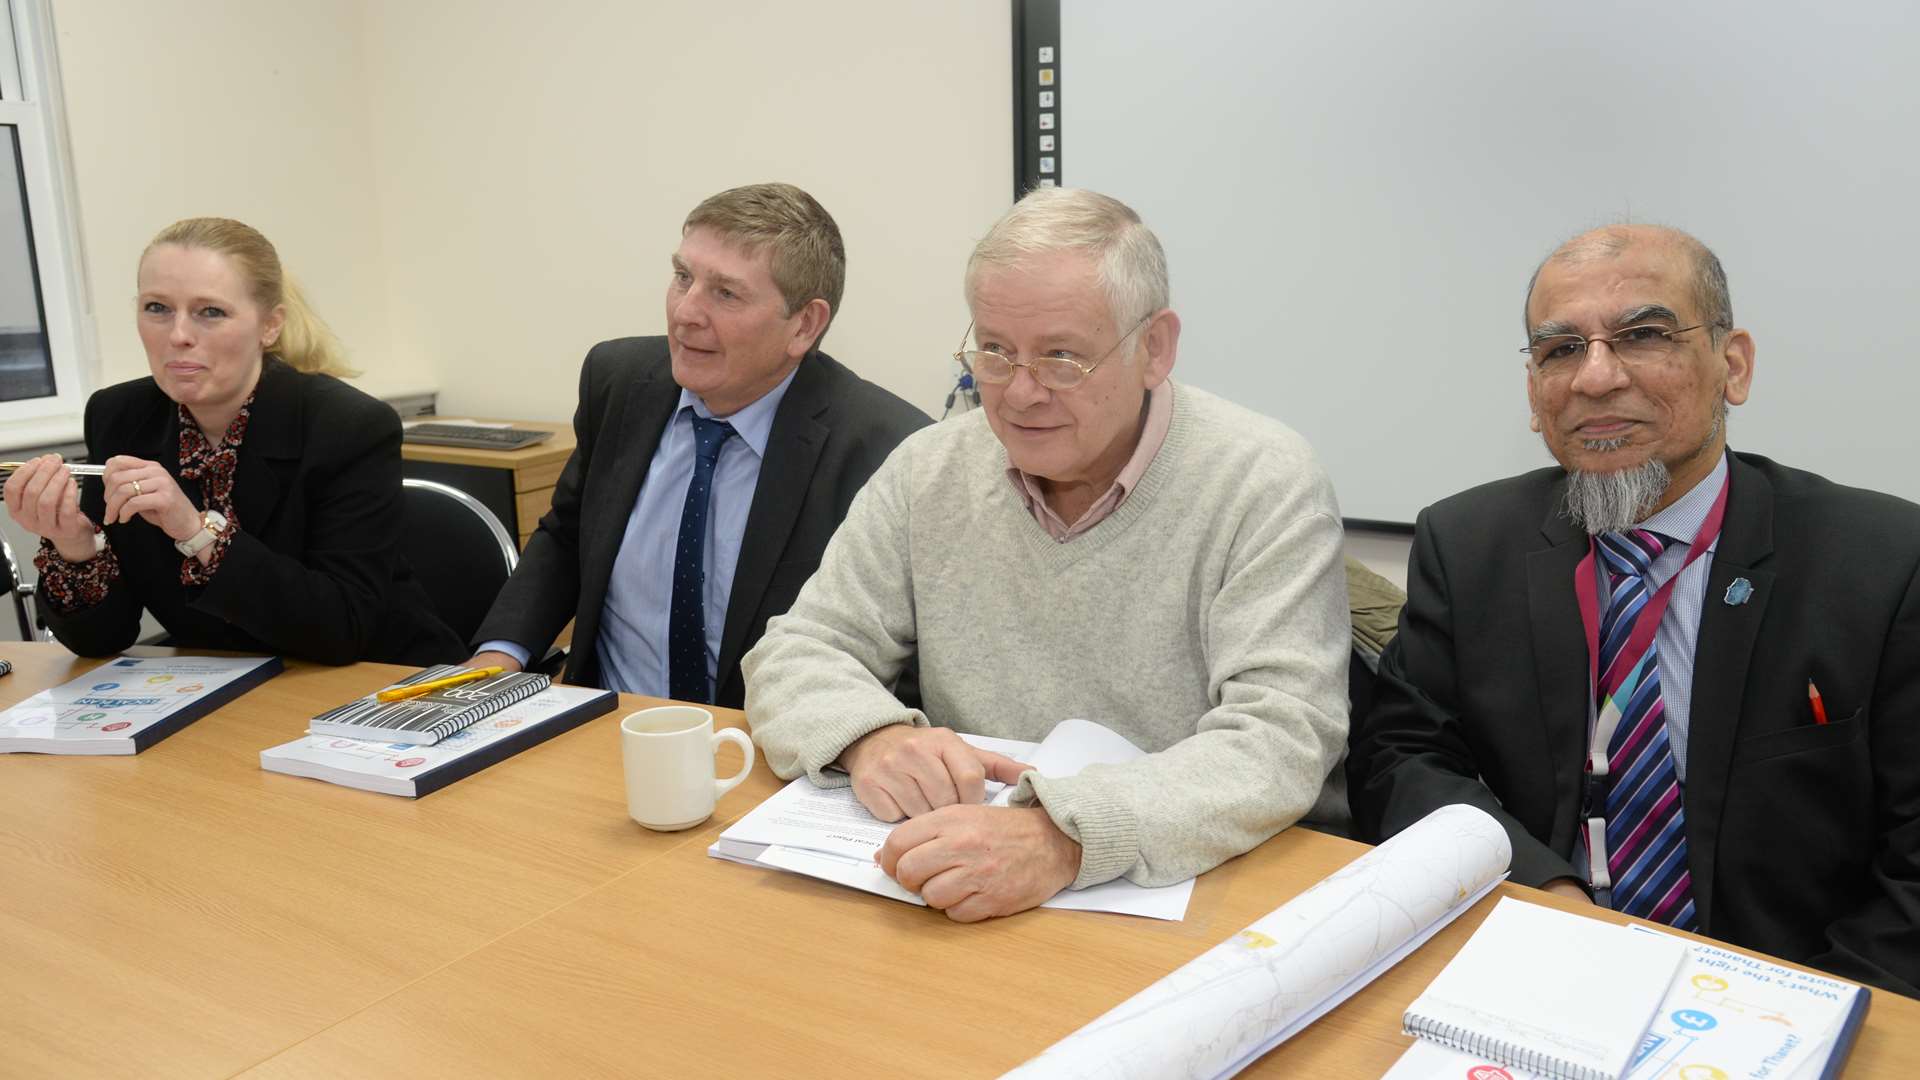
left=2, top=644, right=1915, bottom=1079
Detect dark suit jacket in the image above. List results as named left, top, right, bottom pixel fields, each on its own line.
left=473, top=337, right=930, bottom=705
left=41, top=358, right=466, bottom=666
left=1350, top=452, right=1920, bottom=995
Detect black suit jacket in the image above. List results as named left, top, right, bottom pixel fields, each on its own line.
left=473, top=337, right=930, bottom=705
left=41, top=358, right=466, bottom=666
left=1350, top=452, right=1920, bottom=995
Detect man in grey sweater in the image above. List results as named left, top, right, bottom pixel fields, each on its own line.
left=742, top=188, right=1349, bottom=921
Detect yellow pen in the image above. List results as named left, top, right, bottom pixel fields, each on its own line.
left=376, top=666, right=504, bottom=702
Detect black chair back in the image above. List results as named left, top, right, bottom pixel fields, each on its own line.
left=0, top=534, right=46, bottom=641
left=398, top=478, right=518, bottom=643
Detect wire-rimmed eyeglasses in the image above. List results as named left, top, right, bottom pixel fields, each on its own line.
left=1522, top=324, right=1704, bottom=377
left=954, top=314, right=1153, bottom=392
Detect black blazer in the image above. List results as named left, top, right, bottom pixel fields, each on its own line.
left=1349, top=451, right=1920, bottom=994
left=473, top=337, right=930, bottom=705
left=41, top=358, right=466, bottom=666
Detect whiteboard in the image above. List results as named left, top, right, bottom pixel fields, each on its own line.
left=1060, top=0, right=1920, bottom=523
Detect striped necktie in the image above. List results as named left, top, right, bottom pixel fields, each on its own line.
left=1596, top=528, right=1698, bottom=930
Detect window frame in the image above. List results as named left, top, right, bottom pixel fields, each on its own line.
left=0, top=0, right=96, bottom=450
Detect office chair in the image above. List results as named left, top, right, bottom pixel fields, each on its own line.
left=0, top=534, right=48, bottom=641
left=1299, top=558, right=1406, bottom=840
left=399, top=478, right=519, bottom=645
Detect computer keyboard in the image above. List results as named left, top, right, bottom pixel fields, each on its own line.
left=402, top=423, right=555, bottom=451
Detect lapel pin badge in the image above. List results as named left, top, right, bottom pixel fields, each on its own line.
left=1724, top=577, right=1754, bottom=606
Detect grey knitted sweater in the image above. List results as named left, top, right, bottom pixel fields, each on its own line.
left=742, top=382, right=1350, bottom=889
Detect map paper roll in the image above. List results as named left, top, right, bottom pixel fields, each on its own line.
left=1003, top=804, right=1512, bottom=1080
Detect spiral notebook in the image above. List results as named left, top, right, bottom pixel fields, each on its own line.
left=1403, top=896, right=1687, bottom=1080
left=308, top=665, right=553, bottom=745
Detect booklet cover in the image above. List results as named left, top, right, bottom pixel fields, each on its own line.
left=1402, top=897, right=1687, bottom=1080
left=264, top=684, right=616, bottom=796
left=0, top=654, right=283, bottom=755
left=1384, top=927, right=1871, bottom=1080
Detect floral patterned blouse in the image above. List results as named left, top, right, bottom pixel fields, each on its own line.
left=34, top=395, right=253, bottom=612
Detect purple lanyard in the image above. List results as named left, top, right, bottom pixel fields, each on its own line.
left=1572, top=472, right=1728, bottom=895
left=1574, top=472, right=1730, bottom=701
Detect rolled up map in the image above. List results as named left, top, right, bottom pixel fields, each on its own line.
left=1003, top=803, right=1512, bottom=1080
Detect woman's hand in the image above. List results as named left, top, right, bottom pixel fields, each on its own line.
left=100, top=456, right=204, bottom=542
left=3, top=454, right=98, bottom=560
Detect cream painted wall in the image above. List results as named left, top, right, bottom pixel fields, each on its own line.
left=45, top=1, right=1008, bottom=420
left=49, top=0, right=433, bottom=401
left=357, top=0, right=1012, bottom=422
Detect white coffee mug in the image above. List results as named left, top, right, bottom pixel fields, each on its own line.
left=620, top=705, right=755, bottom=831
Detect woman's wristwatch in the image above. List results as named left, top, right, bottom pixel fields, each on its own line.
left=174, top=510, right=230, bottom=557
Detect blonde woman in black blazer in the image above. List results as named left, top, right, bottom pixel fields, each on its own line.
left=3, top=217, right=463, bottom=666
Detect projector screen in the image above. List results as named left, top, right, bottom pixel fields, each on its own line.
left=1057, top=0, right=1920, bottom=523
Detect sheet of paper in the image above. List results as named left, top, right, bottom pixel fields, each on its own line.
left=990, top=719, right=1139, bottom=806
left=713, top=722, right=1194, bottom=919
left=1000, top=804, right=1513, bottom=1080
left=757, top=845, right=925, bottom=905
left=1215, top=873, right=1504, bottom=1078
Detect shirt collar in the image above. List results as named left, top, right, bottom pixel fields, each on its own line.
left=1639, top=450, right=1729, bottom=546
left=676, top=362, right=801, bottom=458
left=1003, top=379, right=1173, bottom=538
left=1110, top=378, right=1173, bottom=495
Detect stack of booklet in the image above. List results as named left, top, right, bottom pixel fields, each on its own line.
left=260, top=666, right=616, bottom=797
left=261, top=684, right=616, bottom=797
left=308, top=664, right=555, bottom=745
left=1385, top=897, right=1871, bottom=1080
left=0, top=655, right=282, bottom=755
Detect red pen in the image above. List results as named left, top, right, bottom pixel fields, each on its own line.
left=1808, top=680, right=1830, bottom=725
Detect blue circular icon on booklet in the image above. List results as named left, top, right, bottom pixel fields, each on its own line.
left=1672, top=1009, right=1717, bottom=1031
left=91, top=682, right=119, bottom=691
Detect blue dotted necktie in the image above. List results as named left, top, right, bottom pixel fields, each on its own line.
left=668, top=416, right=736, bottom=703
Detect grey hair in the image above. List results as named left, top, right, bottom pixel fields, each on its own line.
left=965, top=187, right=1170, bottom=347
left=1564, top=459, right=1673, bottom=534
left=1559, top=399, right=1726, bottom=533
left=1523, top=224, right=1734, bottom=345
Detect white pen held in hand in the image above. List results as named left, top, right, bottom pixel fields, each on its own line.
left=0, top=461, right=105, bottom=477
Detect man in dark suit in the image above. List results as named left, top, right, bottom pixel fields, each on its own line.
left=469, top=184, right=928, bottom=705
left=1350, top=224, right=1920, bottom=994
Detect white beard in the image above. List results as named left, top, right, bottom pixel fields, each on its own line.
left=1564, top=458, right=1672, bottom=534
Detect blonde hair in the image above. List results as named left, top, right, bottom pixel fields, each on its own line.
left=143, top=217, right=355, bottom=377
left=683, top=183, right=845, bottom=348
left=965, top=188, right=1170, bottom=341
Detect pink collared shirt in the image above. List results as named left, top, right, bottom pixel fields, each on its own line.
left=1006, top=380, right=1174, bottom=542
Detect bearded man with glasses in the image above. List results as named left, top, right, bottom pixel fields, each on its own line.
left=743, top=187, right=1351, bottom=921
left=1349, top=223, right=1920, bottom=994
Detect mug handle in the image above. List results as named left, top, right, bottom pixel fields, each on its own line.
left=711, top=727, right=756, bottom=797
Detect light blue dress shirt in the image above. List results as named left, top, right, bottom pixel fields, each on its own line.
left=1588, top=452, right=1729, bottom=783
left=480, top=367, right=798, bottom=697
